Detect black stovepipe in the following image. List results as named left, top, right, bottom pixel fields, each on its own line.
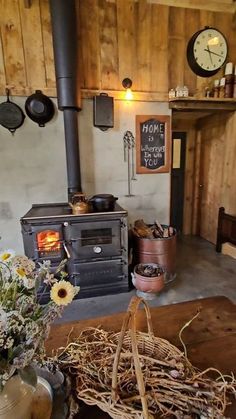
left=49, top=0, right=82, bottom=197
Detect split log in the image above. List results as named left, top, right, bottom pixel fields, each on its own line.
left=133, top=219, right=153, bottom=238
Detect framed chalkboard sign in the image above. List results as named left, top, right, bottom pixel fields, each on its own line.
left=136, top=115, right=170, bottom=174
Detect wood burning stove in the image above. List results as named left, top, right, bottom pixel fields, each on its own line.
left=21, top=203, right=129, bottom=300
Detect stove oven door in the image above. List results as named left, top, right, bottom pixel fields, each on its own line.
left=64, top=220, right=122, bottom=260
left=71, top=259, right=129, bottom=297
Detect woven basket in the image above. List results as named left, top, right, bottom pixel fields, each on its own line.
left=71, top=296, right=185, bottom=419
left=59, top=296, right=235, bottom=418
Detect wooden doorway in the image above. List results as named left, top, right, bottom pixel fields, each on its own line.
left=170, top=132, right=186, bottom=232
left=197, top=119, right=225, bottom=244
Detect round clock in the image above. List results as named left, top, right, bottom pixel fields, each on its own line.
left=187, top=27, right=228, bottom=77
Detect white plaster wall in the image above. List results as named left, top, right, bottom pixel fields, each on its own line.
left=0, top=96, right=171, bottom=253
left=79, top=99, right=171, bottom=226
left=0, top=96, right=67, bottom=253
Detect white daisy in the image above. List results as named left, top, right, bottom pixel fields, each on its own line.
left=0, top=249, right=15, bottom=263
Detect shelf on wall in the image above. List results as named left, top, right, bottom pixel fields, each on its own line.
left=169, top=97, right=236, bottom=112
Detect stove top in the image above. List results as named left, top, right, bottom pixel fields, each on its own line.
left=21, top=202, right=127, bottom=220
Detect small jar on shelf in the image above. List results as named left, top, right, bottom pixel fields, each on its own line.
left=182, top=85, right=189, bottom=97
left=168, top=88, right=175, bottom=99
left=213, top=79, right=219, bottom=98
left=224, top=62, right=234, bottom=98
left=233, top=66, right=236, bottom=99
left=219, top=77, right=226, bottom=98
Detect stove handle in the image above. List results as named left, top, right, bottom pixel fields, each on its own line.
left=63, top=242, right=71, bottom=259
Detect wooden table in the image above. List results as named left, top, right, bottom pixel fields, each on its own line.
left=47, top=296, right=236, bottom=418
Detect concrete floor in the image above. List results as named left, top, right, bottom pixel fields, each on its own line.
left=57, top=236, right=236, bottom=323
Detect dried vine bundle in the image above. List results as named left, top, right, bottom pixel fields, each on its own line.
left=56, top=298, right=236, bottom=419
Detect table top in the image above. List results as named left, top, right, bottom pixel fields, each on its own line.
left=47, top=296, right=236, bottom=418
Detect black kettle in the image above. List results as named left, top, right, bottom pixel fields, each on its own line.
left=25, top=90, right=55, bottom=127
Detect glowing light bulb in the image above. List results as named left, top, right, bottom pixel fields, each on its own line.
left=125, top=88, right=133, bottom=100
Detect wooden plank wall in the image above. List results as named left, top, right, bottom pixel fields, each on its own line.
left=0, top=0, right=236, bottom=97
left=0, top=0, right=55, bottom=96
left=196, top=112, right=236, bottom=244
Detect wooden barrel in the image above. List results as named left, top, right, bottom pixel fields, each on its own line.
left=133, top=230, right=177, bottom=280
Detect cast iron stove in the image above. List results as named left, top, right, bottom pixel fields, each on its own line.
left=21, top=203, right=129, bottom=301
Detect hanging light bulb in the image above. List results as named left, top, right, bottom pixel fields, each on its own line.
left=122, top=78, right=133, bottom=100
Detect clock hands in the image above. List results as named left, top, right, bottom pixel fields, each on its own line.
left=204, top=48, right=222, bottom=58
left=205, top=45, right=213, bottom=65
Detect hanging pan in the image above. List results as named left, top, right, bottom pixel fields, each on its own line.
left=25, top=90, right=55, bottom=127
left=0, top=89, right=25, bottom=134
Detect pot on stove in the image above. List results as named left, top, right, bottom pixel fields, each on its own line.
left=89, top=194, right=118, bottom=212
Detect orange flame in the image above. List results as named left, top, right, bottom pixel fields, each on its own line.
left=37, top=230, right=60, bottom=252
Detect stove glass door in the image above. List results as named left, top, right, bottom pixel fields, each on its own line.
left=31, top=224, right=64, bottom=261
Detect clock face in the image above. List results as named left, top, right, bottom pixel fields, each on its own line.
left=187, top=27, right=228, bottom=77
left=194, top=28, right=227, bottom=72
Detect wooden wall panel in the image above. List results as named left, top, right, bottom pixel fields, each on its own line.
left=19, top=0, right=45, bottom=88
left=192, top=130, right=201, bottom=235
left=221, top=113, right=236, bottom=215
left=0, top=0, right=26, bottom=88
left=168, top=7, right=186, bottom=89
left=117, top=0, right=136, bottom=91
left=40, top=0, right=55, bottom=88
left=79, top=0, right=101, bottom=89
left=183, top=8, right=200, bottom=96
left=0, top=0, right=236, bottom=97
left=150, top=4, right=169, bottom=93
left=182, top=127, right=196, bottom=235
left=136, top=0, right=151, bottom=91
left=99, top=0, right=119, bottom=90
left=197, top=113, right=235, bottom=244
left=0, top=30, right=6, bottom=87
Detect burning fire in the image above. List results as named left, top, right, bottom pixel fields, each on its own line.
left=37, top=230, right=60, bottom=253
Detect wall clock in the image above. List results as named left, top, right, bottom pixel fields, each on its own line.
left=187, top=27, right=228, bottom=77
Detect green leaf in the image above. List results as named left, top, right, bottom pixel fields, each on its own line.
left=19, top=365, right=37, bottom=388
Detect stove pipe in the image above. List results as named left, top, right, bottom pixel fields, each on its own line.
left=49, top=0, right=82, bottom=197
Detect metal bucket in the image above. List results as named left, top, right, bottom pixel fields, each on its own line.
left=133, top=227, right=177, bottom=282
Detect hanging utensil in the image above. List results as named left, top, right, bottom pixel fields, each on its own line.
left=0, top=88, right=25, bottom=134
left=130, top=133, right=137, bottom=180
left=123, top=131, right=135, bottom=197
left=25, top=90, right=55, bottom=127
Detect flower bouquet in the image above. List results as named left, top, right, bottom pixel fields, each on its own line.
left=0, top=249, right=79, bottom=392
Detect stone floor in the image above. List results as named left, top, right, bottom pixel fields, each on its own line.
left=57, top=236, right=236, bottom=323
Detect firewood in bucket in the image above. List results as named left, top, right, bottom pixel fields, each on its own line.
left=133, top=219, right=175, bottom=239
left=133, top=219, right=153, bottom=238
left=163, top=227, right=169, bottom=238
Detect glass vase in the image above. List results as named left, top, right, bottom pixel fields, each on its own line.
left=0, top=374, right=35, bottom=419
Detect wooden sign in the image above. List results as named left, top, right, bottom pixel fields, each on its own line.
left=136, top=115, right=170, bottom=174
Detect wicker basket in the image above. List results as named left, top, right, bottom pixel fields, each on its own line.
left=62, top=297, right=186, bottom=418
left=59, top=297, right=236, bottom=418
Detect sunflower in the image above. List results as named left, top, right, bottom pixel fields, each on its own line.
left=50, top=280, right=78, bottom=306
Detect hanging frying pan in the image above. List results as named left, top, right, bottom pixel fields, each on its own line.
left=0, top=89, right=25, bottom=134
left=25, top=90, right=55, bottom=127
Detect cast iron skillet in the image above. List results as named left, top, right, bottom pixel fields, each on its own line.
left=0, top=89, right=25, bottom=134
left=25, top=90, right=55, bottom=127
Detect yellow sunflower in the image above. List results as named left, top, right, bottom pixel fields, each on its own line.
left=50, top=280, right=77, bottom=306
